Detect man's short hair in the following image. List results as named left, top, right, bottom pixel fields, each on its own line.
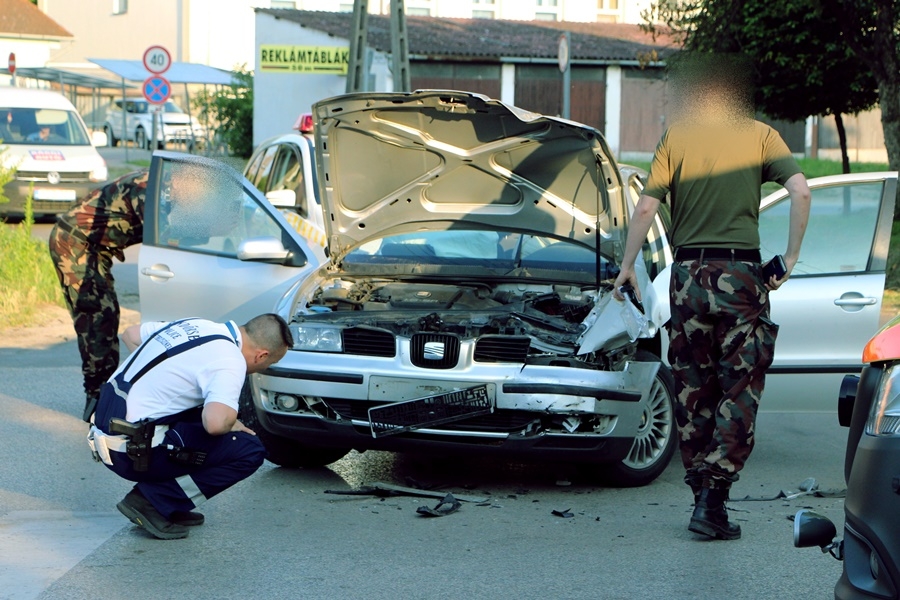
left=243, top=314, right=293, bottom=351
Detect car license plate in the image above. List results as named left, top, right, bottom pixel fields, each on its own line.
left=33, top=188, right=76, bottom=201
left=368, top=384, right=495, bottom=438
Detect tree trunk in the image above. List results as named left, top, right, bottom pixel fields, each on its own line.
left=834, top=113, right=851, bottom=174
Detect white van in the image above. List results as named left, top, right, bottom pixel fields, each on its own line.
left=0, top=87, right=108, bottom=219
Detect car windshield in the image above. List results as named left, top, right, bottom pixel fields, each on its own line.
left=0, top=107, right=91, bottom=146
left=342, top=230, right=614, bottom=283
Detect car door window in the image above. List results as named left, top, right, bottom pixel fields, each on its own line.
left=153, top=159, right=283, bottom=256
left=270, top=146, right=308, bottom=217
left=252, top=145, right=279, bottom=193
left=759, top=181, right=884, bottom=275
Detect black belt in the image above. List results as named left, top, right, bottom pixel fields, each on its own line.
left=674, top=247, right=761, bottom=262
left=55, top=217, right=89, bottom=242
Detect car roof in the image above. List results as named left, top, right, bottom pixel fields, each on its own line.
left=0, top=88, right=78, bottom=110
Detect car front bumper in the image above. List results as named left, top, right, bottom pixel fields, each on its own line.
left=250, top=350, right=658, bottom=463
left=836, top=431, right=900, bottom=599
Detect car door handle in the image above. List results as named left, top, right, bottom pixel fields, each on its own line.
left=834, top=297, right=877, bottom=307
left=141, top=267, right=175, bottom=279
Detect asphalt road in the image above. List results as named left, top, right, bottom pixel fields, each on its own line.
left=0, top=311, right=852, bottom=599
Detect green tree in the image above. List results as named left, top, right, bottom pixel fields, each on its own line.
left=643, top=0, right=879, bottom=174
left=192, top=65, right=254, bottom=158
left=820, top=0, right=900, bottom=176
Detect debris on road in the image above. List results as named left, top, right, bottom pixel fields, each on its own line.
left=324, top=481, right=488, bottom=503
left=416, top=493, right=462, bottom=517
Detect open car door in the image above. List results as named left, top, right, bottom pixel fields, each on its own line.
left=138, top=151, right=324, bottom=324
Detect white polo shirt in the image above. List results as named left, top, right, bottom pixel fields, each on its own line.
left=116, top=318, right=247, bottom=422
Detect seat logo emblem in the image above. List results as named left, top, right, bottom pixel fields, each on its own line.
left=47, top=171, right=61, bottom=185
left=423, top=341, right=445, bottom=360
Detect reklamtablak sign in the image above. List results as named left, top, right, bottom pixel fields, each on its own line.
left=260, top=45, right=349, bottom=74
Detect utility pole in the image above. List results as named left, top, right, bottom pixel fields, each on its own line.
left=346, top=0, right=409, bottom=93
left=389, top=0, right=410, bottom=92
left=345, top=0, right=369, bottom=93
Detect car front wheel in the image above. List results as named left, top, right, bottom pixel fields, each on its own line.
left=601, top=350, right=677, bottom=487
left=135, top=127, right=147, bottom=149
left=238, top=380, right=351, bottom=468
left=104, top=124, right=118, bottom=147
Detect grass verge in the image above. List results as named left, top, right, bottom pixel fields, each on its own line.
left=0, top=209, right=65, bottom=329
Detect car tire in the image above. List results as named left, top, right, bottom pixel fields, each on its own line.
left=238, top=379, right=351, bottom=468
left=135, top=127, right=147, bottom=150
left=104, top=124, right=118, bottom=147
left=599, top=350, right=677, bottom=487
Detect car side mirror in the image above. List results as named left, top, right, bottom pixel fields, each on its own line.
left=793, top=510, right=842, bottom=559
left=266, top=189, right=296, bottom=208
left=91, top=130, right=108, bottom=147
left=237, top=236, right=290, bottom=263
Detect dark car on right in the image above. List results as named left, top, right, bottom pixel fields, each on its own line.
left=795, top=313, right=900, bottom=599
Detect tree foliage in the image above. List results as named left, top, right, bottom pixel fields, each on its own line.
left=820, top=0, right=900, bottom=177
left=643, top=0, right=879, bottom=172
left=192, top=65, right=254, bottom=158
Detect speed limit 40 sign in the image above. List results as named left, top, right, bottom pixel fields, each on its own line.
left=143, top=45, right=172, bottom=74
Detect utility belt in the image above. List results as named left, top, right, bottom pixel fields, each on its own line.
left=88, top=418, right=206, bottom=471
left=55, top=217, right=90, bottom=243
left=674, top=247, right=761, bottom=263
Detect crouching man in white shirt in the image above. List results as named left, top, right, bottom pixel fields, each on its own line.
left=87, top=314, right=291, bottom=539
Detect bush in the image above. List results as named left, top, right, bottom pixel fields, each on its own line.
left=0, top=197, right=64, bottom=328
left=192, top=65, right=253, bottom=158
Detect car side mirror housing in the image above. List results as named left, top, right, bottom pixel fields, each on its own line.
left=91, top=130, right=108, bottom=147
left=266, top=189, right=297, bottom=208
left=237, top=236, right=290, bottom=263
left=793, top=510, right=837, bottom=549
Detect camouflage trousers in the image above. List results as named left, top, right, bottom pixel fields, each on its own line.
left=668, top=259, right=779, bottom=491
left=48, top=228, right=121, bottom=400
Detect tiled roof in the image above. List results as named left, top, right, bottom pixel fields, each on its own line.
left=0, top=0, right=72, bottom=39
left=257, top=9, right=677, bottom=63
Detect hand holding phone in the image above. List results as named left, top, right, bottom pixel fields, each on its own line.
left=763, top=255, right=787, bottom=281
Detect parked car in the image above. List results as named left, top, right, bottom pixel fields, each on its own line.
left=794, top=313, right=900, bottom=599
left=0, top=87, right=108, bottom=219
left=103, top=98, right=204, bottom=150
left=243, top=113, right=327, bottom=248
left=136, top=90, right=896, bottom=486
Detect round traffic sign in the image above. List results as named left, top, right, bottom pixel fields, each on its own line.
left=558, top=33, right=570, bottom=73
left=8, top=52, right=15, bottom=75
left=143, top=75, right=172, bottom=105
left=143, top=45, right=172, bottom=74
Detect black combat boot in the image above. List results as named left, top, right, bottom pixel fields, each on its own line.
left=689, top=487, right=741, bottom=540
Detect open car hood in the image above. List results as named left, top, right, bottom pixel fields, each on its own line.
left=312, top=90, right=628, bottom=262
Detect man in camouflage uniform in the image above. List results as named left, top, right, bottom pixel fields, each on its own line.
left=49, top=169, right=148, bottom=422
left=613, top=56, right=811, bottom=540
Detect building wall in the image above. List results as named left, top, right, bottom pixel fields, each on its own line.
left=39, top=0, right=269, bottom=72
left=290, top=0, right=653, bottom=23
left=0, top=38, right=61, bottom=86
left=254, top=11, right=356, bottom=145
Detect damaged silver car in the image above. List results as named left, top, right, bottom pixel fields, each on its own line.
left=139, top=90, right=675, bottom=486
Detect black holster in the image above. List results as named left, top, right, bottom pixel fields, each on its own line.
left=109, top=417, right=155, bottom=472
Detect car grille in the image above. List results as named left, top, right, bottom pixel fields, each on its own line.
left=342, top=327, right=395, bottom=357
left=474, top=336, right=531, bottom=363
left=410, top=333, right=460, bottom=369
left=16, top=171, right=92, bottom=183
left=325, top=398, right=535, bottom=433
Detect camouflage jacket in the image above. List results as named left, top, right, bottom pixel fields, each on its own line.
left=57, top=169, right=148, bottom=261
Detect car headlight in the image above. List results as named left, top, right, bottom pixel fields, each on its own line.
left=865, top=365, right=900, bottom=435
left=293, top=324, right=342, bottom=352
left=90, top=164, right=108, bottom=183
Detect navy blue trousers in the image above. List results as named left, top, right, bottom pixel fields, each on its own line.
left=106, top=419, right=265, bottom=518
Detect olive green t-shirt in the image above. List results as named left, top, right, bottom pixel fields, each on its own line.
left=642, top=120, right=802, bottom=250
